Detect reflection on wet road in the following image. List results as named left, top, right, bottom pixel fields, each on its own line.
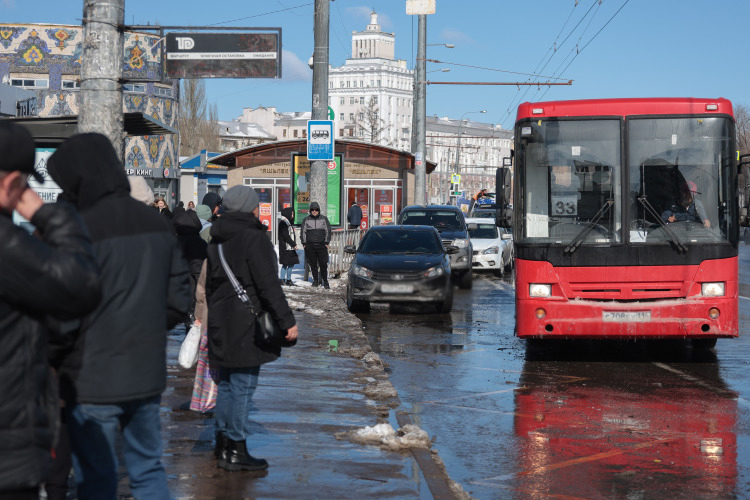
left=358, top=247, right=750, bottom=499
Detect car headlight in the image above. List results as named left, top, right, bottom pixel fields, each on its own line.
left=482, top=246, right=500, bottom=255
left=701, top=282, right=725, bottom=297
left=351, top=263, right=373, bottom=279
left=423, top=265, right=445, bottom=278
left=452, top=238, right=470, bottom=248
left=529, top=284, right=552, bottom=298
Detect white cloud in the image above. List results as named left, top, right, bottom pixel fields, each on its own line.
left=282, top=50, right=312, bottom=82
left=440, top=28, right=474, bottom=46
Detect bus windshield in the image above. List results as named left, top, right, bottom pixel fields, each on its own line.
left=518, top=119, right=621, bottom=245
left=628, top=117, right=732, bottom=245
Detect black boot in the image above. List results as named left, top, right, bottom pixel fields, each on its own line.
left=215, top=431, right=227, bottom=467
left=279, top=278, right=286, bottom=286
left=323, top=280, right=330, bottom=290
left=312, top=279, right=319, bottom=287
left=220, top=439, right=269, bottom=471
left=286, top=280, right=295, bottom=286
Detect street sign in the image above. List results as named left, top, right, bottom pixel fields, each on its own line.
left=328, top=106, right=335, bottom=120
left=307, top=120, right=334, bottom=161
left=451, top=173, right=461, bottom=184
left=450, top=191, right=463, bottom=197
left=406, top=0, right=436, bottom=15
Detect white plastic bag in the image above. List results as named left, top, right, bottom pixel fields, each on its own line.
left=178, top=323, right=201, bottom=369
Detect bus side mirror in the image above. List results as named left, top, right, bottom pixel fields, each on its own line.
left=495, top=167, right=512, bottom=228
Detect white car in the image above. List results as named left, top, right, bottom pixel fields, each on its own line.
left=465, top=218, right=513, bottom=277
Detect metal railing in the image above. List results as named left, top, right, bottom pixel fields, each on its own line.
left=303, top=228, right=363, bottom=279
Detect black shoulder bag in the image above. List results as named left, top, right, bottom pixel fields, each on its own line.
left=217, top=243, right=292, bottom=349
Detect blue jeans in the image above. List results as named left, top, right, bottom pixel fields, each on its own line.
left=66, top=395, right=171, bottom=500
left=280, top=265, right=293, bottom=281
left=215, top=366, right=261, bottom=442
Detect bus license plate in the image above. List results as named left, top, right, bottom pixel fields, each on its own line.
left=382, top=284, right=413, bottom=294
left=603, top=311, right=651, bottom=322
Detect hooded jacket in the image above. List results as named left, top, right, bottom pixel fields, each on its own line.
left=206, top=212, right=296, bottom=368
left=47, top=133, right=191, bottom=404
left=301, top=202, right=331, bottom=245
left=0, top=202, right=101, bottom=491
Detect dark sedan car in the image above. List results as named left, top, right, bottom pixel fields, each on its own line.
left=344, top=225, right=458, bottom=313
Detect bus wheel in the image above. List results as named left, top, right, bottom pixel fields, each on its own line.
left=692, top=338, right=717, bottom=350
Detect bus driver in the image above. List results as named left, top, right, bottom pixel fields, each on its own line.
left=661, top=180, right=710, bottom=228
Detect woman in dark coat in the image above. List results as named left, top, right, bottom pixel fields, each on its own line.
left=205, top=186, right=298, bottom=471
left=278, top=207, right=299, bottom=286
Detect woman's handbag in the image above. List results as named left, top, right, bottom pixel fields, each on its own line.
left=178, top=322, right=201, bottom=369
left=217, top=244, right=292, bottom=349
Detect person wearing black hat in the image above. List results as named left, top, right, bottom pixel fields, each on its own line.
left=202, top=192, right=223, bottom=222
left=46, top=132, right=191, bottom=500
left=300, top=201, right=332, bottom=288
left=0, top=122, right=102, bottom=498
left=204, top=185, right=298, bottom=471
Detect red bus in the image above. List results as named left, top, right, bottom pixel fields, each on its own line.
left=495, top=98, right=738, bottom=347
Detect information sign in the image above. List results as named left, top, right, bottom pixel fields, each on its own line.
left=307, top=120, right=334, bottom=161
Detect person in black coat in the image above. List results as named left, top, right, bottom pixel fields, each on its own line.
left=0, top=122, right=101, bottom=498
left=156, top=196, right=172, bottom=219
left=347, top=200, right=363, bottom=229
left=47, top=133, right=191, bottom=500
left=172, top=205, right=208, bottom=321
left=205, top=186, right=298, bottom=471
left=278, top=207, right=299, bottom=286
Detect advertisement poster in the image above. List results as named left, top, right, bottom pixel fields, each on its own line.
left=291, top=153, right=342, bottom=226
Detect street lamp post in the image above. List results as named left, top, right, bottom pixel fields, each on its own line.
left=454, top=110, right=486, bottom=174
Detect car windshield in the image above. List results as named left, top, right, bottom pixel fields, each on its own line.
left=401, top=210, right=463, bottom=230
left=359, top=229, right=442, bottom=254
left=470, top=211, right=495, bottom=219
left=468, top=224, right=498, bottom=239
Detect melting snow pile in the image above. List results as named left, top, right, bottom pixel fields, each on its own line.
left=336, top=423, right=431, bottom=451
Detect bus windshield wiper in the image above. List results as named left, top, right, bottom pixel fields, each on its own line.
left=564, top=199, right=614, bottom=255
left=637, top=195, right=687, bottom=253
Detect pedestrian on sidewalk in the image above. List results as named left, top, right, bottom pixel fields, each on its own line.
left=347, top=200, right=362, bottom=230
left=205, top=186, right=298, bottom=472
left=47, top=133, right=191, bottom=500
left=278, top=207, right=299, bottom=286
left=0, top=122, right=101, bottom=500
left=301, top=201, right=331, bottom=288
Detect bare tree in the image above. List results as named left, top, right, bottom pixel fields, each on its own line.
left=355, top=96, right=390, bottom=146
left=178, top=79, right=220, bottom=156
left=736, top=103, right=749, bottom=158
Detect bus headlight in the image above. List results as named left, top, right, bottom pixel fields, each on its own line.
left=701, top=282, right=725, bottom=297
left=529, top=284, right=552, bottom=298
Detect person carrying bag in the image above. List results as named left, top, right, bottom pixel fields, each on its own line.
left=204, top=186, right=298, bottom=472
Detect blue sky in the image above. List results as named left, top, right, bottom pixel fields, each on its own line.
left=4, top=0, right=750, bottom=129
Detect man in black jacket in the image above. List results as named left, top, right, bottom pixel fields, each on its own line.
left=47, top=133, right=191, bottom=500
left=301, top=201, right=332, bottom=288
left=347, top=200, right=362, bottom=230
left=0, top=122, right=101, bottom=498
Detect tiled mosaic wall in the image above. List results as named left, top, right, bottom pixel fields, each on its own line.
left=0, top=24, right=179, bottom=173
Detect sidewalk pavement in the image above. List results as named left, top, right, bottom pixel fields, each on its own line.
left=152, top=281, right=457, bottom=500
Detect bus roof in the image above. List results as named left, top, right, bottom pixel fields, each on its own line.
left=516, top=97, right=733, bottom=121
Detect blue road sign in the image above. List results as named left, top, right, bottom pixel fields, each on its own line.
left=307, top=120, right=334, bottom=161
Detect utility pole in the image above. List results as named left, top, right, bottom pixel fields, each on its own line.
left=413, top=14, right=427, bottom=205
left=80, top=0, right=125, bottom=159
left=310, top=0, right=330, bottom=214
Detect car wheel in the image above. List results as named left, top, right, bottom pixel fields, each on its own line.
left=436, top=287, right=453, bottom=313
left=346, top=285, right=370, bottom=313
left=458, top=269, right=473, bottom=289
left=493, top=256, right=505, bottom=278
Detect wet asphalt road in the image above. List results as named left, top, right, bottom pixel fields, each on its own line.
left=357, top=246, right=750, bottom=499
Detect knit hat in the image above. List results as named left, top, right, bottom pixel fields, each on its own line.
left=222, top=185, right=259, bottom=214
left=202, top=192, right=222, bottom=212
left=127, top=176, right=153, bottom=205
left=0, top=121, right=43, bottom=183
left=196, top=204, right=212, bottom=221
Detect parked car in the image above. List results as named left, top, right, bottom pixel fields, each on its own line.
left=344, top=225, right=457, bottom=313
left=465, top=217, right=513, bottom=277
left=398, top=205, right=473, bottom=289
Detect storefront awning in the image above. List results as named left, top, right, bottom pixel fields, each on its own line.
left=8, top=112, right=176, bottom=146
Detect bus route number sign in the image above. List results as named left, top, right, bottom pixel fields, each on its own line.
left=551, top=195, right=577, bottom=216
